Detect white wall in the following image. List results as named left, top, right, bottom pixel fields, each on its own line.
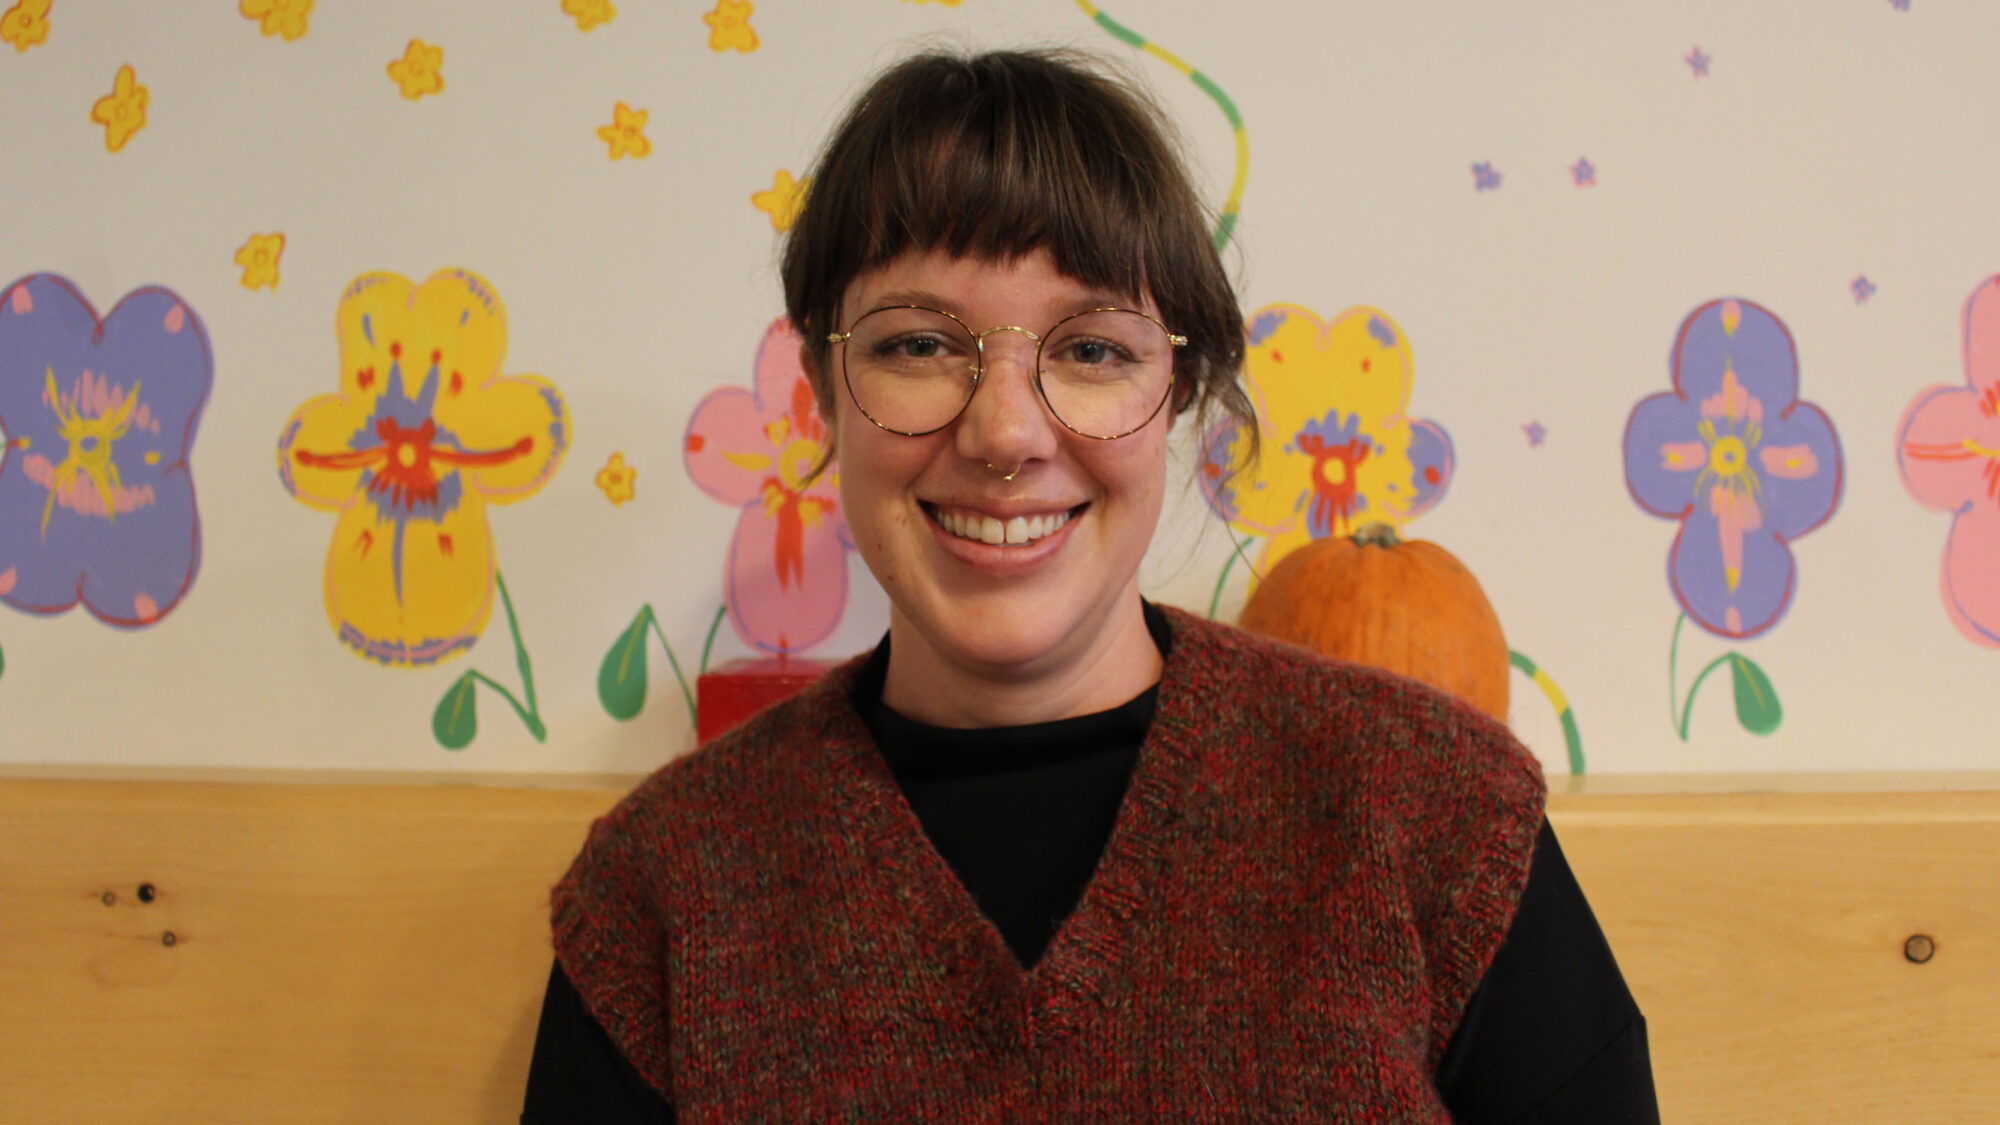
left=1, top=0, right=1992, bottom=775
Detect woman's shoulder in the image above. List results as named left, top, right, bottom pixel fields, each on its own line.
left=1156, top=604, right=1546, bottom=811
left=580, top=650, right=878, bottom=863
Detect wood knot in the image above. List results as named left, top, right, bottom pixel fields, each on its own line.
left=1903, top=934, right=1936, bottom=964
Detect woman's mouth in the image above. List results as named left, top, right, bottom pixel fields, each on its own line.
left=922, top=502, right=1083, bottom=546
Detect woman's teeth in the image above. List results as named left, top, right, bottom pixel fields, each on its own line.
left=933, top=506, right=1072, bottom=546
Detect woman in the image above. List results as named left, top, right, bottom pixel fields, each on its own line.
left=524, top=48, right=1658, bottom=1123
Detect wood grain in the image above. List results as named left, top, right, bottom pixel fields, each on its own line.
left=2, top=772, right=1995, bottom=1122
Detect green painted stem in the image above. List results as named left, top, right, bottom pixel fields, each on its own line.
left=1206, top=533, right=1260, bottom=619
left=698, top=604, right=727, bottom=676
left=464, top=670, right=545, bottom=741
left=646, top=609, right=698, bottom=727
left=1668, top=612, right=1684, bottom=735
left=495, top=573, right=540, bottom=727
left=1675, top=654, right=1735, bottom=743
left=1508, top=649, right=1585, bottom=776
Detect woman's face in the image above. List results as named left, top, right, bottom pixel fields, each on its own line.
left=822, top=247, right=1171, bottom=710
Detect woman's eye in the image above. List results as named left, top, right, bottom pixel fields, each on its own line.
left=1061, top=339, right=1122, bottom=365
left=879, top=335, right=946, bottom=359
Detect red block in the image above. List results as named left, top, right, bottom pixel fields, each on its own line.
left=696, top=656, right=839, bottom=744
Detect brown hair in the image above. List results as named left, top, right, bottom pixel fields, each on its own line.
left=781, top=47, right=1253, bottom=464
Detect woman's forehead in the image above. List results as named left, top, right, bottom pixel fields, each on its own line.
left=841, top=247, right=1155, bottom=321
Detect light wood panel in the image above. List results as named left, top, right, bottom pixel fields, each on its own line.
left=1546, top=786, right=2000, bottom=1124
left=2, top=771, right=1995, bottom=1123
left=0, top=776, right=620, bottom=1125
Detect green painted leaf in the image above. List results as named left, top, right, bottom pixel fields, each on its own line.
left=1728, top=654, right=1782, bottom=736
left=433, top=673, right=479, bottom=750
left=598, top=608, right=652, bottom=721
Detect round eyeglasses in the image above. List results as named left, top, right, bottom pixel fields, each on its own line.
left=826, top=305, right=1186, bottom=440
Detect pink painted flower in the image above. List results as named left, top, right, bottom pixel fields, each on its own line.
left=1896, top=274, right=2000, bottom=647
left=684, top=318, right=851, bottom=654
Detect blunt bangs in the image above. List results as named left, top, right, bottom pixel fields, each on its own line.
left=782, top=48, right=1252, bottom=464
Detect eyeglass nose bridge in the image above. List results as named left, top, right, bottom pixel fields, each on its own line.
left=968, top=324, right=1044, bottom=382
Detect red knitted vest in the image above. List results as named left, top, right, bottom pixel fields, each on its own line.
left=553, top=608, right=1545, bottom=1121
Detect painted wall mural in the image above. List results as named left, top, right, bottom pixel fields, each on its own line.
left=90, top=64, right=148, bottom=152
left=1897, top=275, right=2000, bottom=648
left=598, top=319, right=848, bottom=732
left=1201, top=305, right=1453, bottom=580
left=1624, top=299, right=1844, bottom=739
left=2, top=0, right=50, bottom=53
left=0, top=274, right=213, bottom=689
left=2, top=1, right=1993, bottom=772
left=275, top=270, right=569, bottom=744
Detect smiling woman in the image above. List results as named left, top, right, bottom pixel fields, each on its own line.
left=525, top=48, right=1658, bottom=1124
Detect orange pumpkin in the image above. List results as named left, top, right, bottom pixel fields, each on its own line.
left=1237, top=523, right=1510, bottom=721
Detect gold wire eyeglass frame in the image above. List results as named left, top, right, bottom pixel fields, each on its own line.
left=826, top=305, right=1188, bottom=440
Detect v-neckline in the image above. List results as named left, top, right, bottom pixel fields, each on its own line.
left=815, top=608, right=1209, bottom=1051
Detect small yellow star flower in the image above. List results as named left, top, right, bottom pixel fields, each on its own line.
left=1, top=0, right=51, bottom=52
left=235, top=233, right=286, bottom=291
left=240, top=0, right=313, bottom=41
left=562, top=0, right=616, bottom=31
left=596, top=452, right=637, bottom=506
left=388, top=39, right=445, bottom=100
left=702, top=0, right=758, bottom=53
left=90, top=65, right=149, bottom=153
left=751, top=170, right=808, bottom=232
left=597, top=102, right=650, bottom=160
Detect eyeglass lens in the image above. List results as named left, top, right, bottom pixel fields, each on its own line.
left=841, top=307, right=1175, bottom=439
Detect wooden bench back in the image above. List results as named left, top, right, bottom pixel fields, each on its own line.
left=3, top=771, right=1995, bottom=1123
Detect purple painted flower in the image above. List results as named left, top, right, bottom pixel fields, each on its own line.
left=1623, top=299, right=1843, bottom=639
left=0, top=274, right=211, bottom=627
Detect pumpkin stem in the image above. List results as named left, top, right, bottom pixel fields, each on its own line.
left=1353, top=522, right=1401, bottom=548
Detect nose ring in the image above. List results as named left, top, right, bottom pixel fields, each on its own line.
left=985, top=462, right=1022, bottom=482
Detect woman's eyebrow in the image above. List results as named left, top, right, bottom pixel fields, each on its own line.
left=868, top=289, right=953, bottom=310
left=864, top=288, right=1145, bottom=318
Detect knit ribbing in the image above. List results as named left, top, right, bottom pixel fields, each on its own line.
left=551, top=608, right=1546, bottom=1121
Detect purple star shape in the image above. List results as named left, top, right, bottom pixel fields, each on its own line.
left=1889, top=0, right=1909, bottom=10
left=1472, top=162, right=1502, bottom=192
left=1685, top=46, right=1712, bottom=76
left=1571, top=157, right=1596, bottom=187
left=1524, top=421, right=1547, bottom=447
left=1851, top=275, right=1876, bottom=304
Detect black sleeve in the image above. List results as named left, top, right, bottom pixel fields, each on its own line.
left=520, top=961, right=674, bottom=1125
left=1436, top=819, right=1661, bottom=1124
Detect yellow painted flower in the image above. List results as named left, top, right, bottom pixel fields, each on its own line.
left=702, top=0, right=758, bottom=53
left=1201, top=304, right=1455, bottom=576
left=388, top=39, right=444, bottom=100
left=240, top=0, right=312, bottom=41
left=90, top=65, right=149, bottom=153
left=751, top=170, right=808, bottom=232
left=562, top=0, right=616, bottom=31
left=276, top=270, right=569, bottom=666
left=2, top=0, right=50, bottom=52
left=596, top=452, right=636, bottom=506
left=235, top=233, right=285, bottom=291
left=597, top=102, right=650, bottom=160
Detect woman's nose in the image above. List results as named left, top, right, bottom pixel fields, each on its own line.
left=956, top=333, right=1060, bottom=467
